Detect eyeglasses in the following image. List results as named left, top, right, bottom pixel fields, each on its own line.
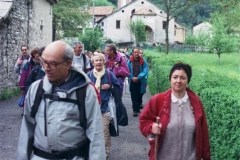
left=40, top=58, right=65, bottom=69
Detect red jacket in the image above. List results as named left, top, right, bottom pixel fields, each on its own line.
left=139, top=88, right=211, bottom=160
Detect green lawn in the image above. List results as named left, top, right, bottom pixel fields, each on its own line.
left=147, top=52, right=240, bottom=80
left=145, top=51, right=240, bottom=160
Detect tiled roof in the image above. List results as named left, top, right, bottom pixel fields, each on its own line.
left=175, top=22, right=186, bottom=30
left=103, top=0, right=165, bottom=19
left=88, top=6, right=114, bottom=16
left=133, top=8, right=156, bottom=16
left=0, top=0, right=13, bottom=20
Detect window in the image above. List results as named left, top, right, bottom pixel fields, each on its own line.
left=102, top=22, right=104, bottom=26
left=116, top=20, right=120, bottom=29
left=163, top=21, right=166, bottom=29
left=174, top=30, right=176, bottom=36
left=131, top=9, right=135, bottom=14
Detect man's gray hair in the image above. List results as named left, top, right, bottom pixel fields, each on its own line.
left=63, top=44, right=74, bottom=61
left=72, top=42, right=82, bottom=49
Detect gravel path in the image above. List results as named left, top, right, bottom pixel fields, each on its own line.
left=0, top=85, right=152, bottom=160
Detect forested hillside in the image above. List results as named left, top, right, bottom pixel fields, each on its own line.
left=150, top=0, right=215, bottom=28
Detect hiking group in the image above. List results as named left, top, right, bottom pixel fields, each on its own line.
left=15, top=40, right=211, bottom=160
left=15, top=41, right=149, bottom=159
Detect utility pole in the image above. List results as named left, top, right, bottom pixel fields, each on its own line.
left=92, top=0, right=94, bottom=32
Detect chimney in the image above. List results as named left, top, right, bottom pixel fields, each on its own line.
left=118, top=0, right=132, bottom=9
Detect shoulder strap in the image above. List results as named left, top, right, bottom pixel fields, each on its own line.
left=31, top=80, right=88, bottom=130
left=107, top=70, right=112, bottom=86
left=83, top=54, right=86, bottom=72
left=76, top=85, right=87, bottom=130
left=31, top=80, right=44, bottom=118
left=32, top=65, right=40, bottom=78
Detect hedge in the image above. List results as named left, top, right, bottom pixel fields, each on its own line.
left=146, top=53, right=240, bottom=160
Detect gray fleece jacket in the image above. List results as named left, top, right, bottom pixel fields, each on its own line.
left=17, top=66, right=106, bottom=160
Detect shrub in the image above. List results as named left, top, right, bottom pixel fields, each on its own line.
left=146, top=52, right=240, bottom=160
left=0, top=87, right=21, bottom=101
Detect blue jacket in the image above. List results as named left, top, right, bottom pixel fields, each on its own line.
left=87, top=69, right=120, bottom=112
left=25, top=65, right=45, bottom=92
left=127, top=57, right=148, bottom=94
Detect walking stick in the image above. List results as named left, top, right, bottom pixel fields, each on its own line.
left=154, top=117, right=160, bottom=160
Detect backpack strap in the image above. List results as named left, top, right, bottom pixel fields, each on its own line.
left=76, top=84, right=87, bottom=130
left=32, top=65, right=41, bottom=80
left=31, top=80, right=44, bottom=118
left=31, top=80, right=88, bottom=130
left=107, top=70, right=112, bottom=86
left=43, top=94, right=79, bottom=104
left=83, top=54, right=86, bottom=73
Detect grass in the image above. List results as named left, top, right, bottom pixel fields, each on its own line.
left=0, top=87, right=21, bottom=101
left=146, top=51, right=240, bottom=80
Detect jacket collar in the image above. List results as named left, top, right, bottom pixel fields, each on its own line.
left=105, top=52, right=121, bottom=62
left=129, top=55, right=144, bottom=65
left=171, top=92, right=188, bottom=105
left=164, top=88, right=203, bottom=121
left=43, top=66, right=90, bottom=95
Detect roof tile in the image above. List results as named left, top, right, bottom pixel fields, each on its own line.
left=88, top=6, right=114, bottom=16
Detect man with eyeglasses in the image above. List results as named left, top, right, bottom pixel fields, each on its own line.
left=17, top=41, right=106, bottom=160
left=72, top=42, right=91, bottom=73
left=14, top=45, right=30, bottom=83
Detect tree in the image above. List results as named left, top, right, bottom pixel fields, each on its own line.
left=209, top=0, right=240, bottom=34
left=129, top=19, right=146, bottom=46
left=185, top=35, right=197, bottom=45
left=95, top=0, right=115, bottom=6
left=53, top=0, right=91, bottom=40
left=208, top=15, right=239, bottom=62
left=108, top=0, right=117, bottom=6
left=80, top=27, right=103, bottom=51
left=176, top=1, right=214, bottom=28
left=152, top=0, right=214, bottom=28
left=153, top=0, right=202, bottom=54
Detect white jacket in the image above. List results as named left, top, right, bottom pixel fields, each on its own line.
left=17, top=66, right=106, bottom=160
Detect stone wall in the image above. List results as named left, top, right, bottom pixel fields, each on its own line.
left=0, top=0, right=53, bottom=94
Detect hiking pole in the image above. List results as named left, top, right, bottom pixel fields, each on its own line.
left=154, top=117, right=160, bottom=160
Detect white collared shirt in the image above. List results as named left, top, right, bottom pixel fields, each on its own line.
left=171, top=92, right=189, bottom=105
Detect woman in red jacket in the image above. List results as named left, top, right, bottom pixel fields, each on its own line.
left=139, top=62, right=211, bottom=160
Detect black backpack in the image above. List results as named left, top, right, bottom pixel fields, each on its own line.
left=30, top=80, right=90, bottom=159
left=31, top=80, right=88, bottom=129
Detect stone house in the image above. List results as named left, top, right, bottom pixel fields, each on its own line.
left=87, top=6, right=114, bottom=28
left=94, top=0, right=175, bottom=46
left=174, top=22, right=186, bottom=44
left=193, top=22, right=212, bottom=37
left=0, top=0, right=57, bottom=94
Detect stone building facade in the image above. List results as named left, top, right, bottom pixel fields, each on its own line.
left=0, top=0, right=56, bottom=94
left=97, top=0, right=175, bottom=45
